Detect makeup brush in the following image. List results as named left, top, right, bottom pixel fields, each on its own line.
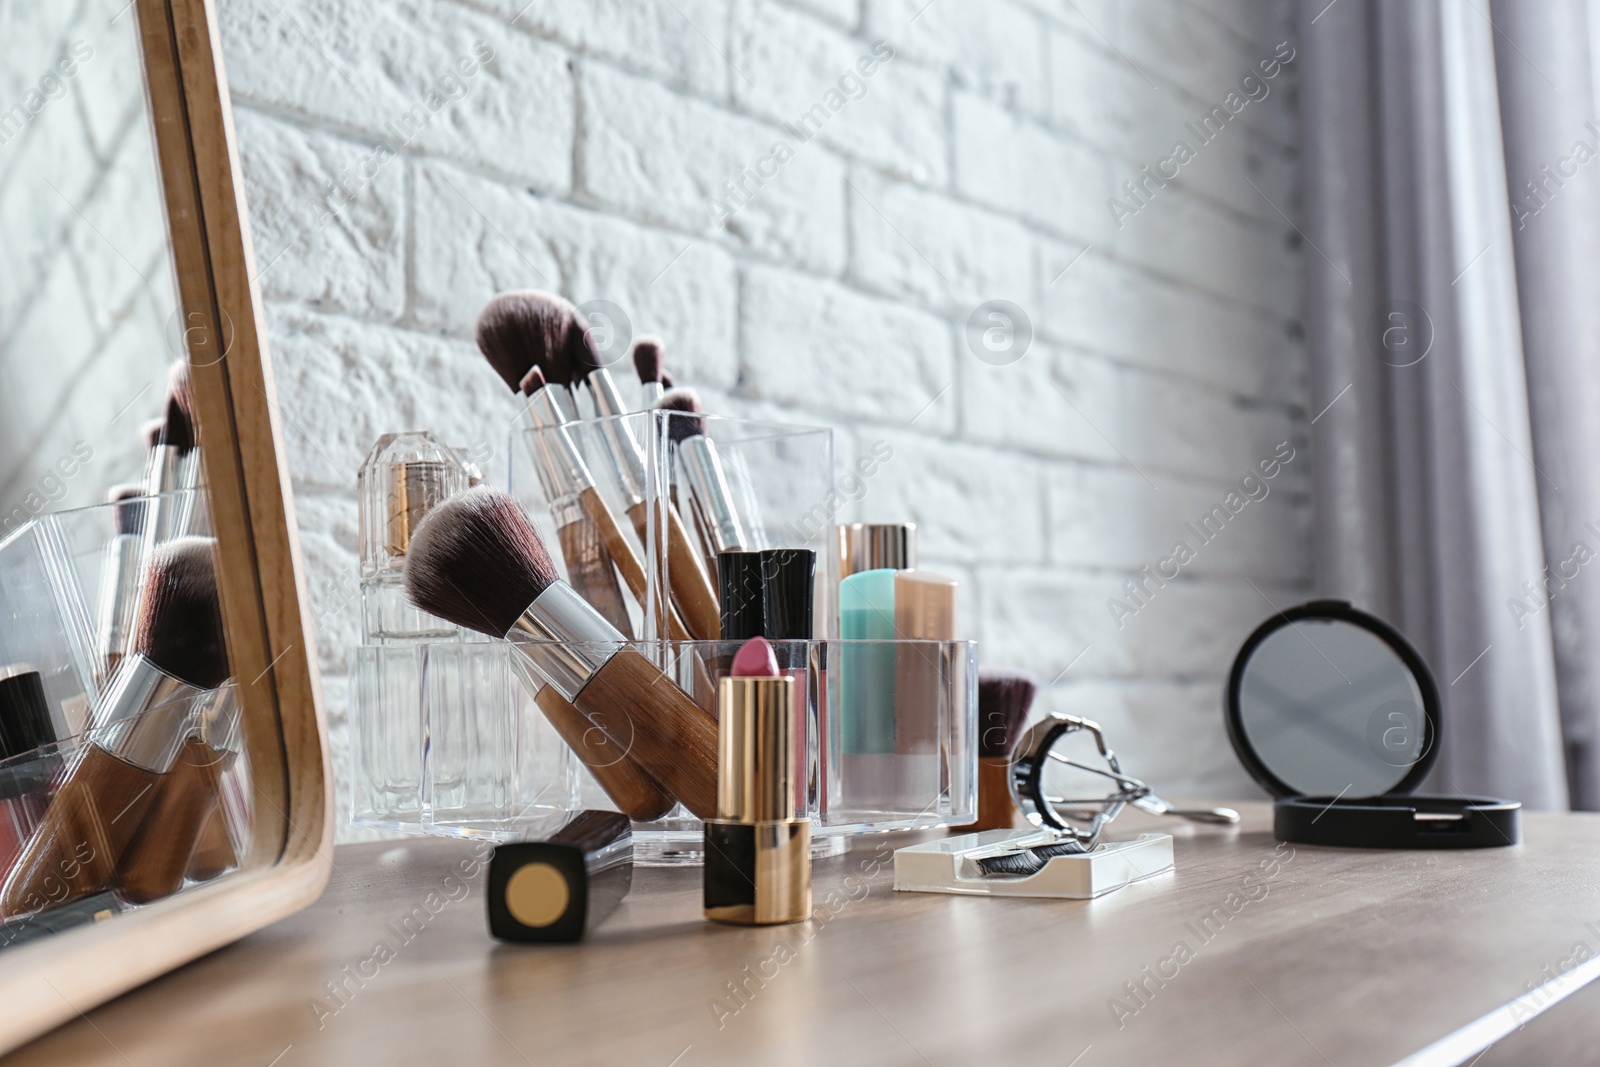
left=662, top=388, right=757, bottom=562
left=515, top=366, right=637, bottom=638
left=477, top=290, right=582, bottom=421
left=405, top=488, right=719, bottom=820
left=955, top=670, right=1037, bottom=833
left=96, top=484, right=150, bottom=680
left=632, top=336, right=666, bottom=409
left=117, top=687, right=241, bottom=903
left=483, top=290, right=713, bottom=641
left=564, top=310, right=721, bottom=642
left=145, top=363, right=201, bottom=544
left=521, top=366, right=687, bottom=642
left=0, top=538, right=231, bottom=916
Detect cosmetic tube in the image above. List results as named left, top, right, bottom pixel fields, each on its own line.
left=894, top=571, right=957, bottom=755
left=358, top=432, right=470, bottom=642
left=704, top=638, right=810, bottom=925
left=720, top=550, right=817, bottom=811
left=488, top=810, right=633, bottom=943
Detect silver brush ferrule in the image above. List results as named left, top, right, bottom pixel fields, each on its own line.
left=583, top=369, right=647, bottom=507
left=680, top=434, right=750, bottom=554
left=525, top=389, right=596, bottom=496
left=505, top=581, right=626, bottom=701
left=639, top=381, right=664, bottom=408
left=92, top=655, right=218, bottom=774
left=95, top=534, right=143, bottom=664
left=145, top=446, right=200, bottom=543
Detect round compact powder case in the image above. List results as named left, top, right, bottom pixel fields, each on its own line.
left=1226, top=599, right=1520, bottom=849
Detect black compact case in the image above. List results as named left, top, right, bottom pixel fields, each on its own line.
left=487, top=810, right=633, bottom=943
left=1226, top=600, right=1519, bottom=849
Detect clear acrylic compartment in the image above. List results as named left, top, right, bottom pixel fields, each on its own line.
left=0, top=494, right=256, bottom=934
left=350, top=641, right=580, bottom=839
left=349, top=636, right=977, bottom=861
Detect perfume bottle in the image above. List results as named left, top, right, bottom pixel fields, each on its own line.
left=357, top=432, right=469, bottom=808
left=358, top=431, right=468, bottom=643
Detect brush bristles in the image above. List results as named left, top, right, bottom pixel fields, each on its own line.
left=167, top=361, right=193, bottom=418
left=631, top=337, right=664, bottom=384
left=475, top=290, right=582, bottom=393
left=159, top=394, right=195, bottom=452
left=108, top=484, right=147, bottom=536
left=519, top=365, right=546, bottom=397
left=140, top=418, right=163, bottom=451
left=977, top=670, right=1037, bottom=759
left=655, top=388, right=706, bottom=445
left=403, top=487, right=560, bottom=637
left=660, top=371, right=674, bottom=390
left=135, top=537, right=229, bottom=689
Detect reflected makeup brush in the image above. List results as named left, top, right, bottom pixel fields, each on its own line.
left=117, top=688, right=241, bottom=904
left=0, top=538, right=231, bottom=916
left=144, top=363, right=201, bottom=544
left=955, top=671, right=1037, bottom=832
left=96, top=484, right=149, bottom=680
left=632, top=336, right=667, bottom=409
left=405, top=488, right=719, bottom=820
left=565, top=311, right=721, bottom=642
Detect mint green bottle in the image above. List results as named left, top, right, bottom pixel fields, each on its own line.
left=840, top=569, right=897, bottom=754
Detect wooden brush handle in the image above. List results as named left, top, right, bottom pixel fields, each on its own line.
left=557, top=513, right=635, bottom=639
left=952, top=757, right=1018, bottom=833
left=578, top=647, right=720, bottom=821
left=186, top=802, right=237, bottom=883
left=627, top=501, right=721, bottom=641
left=0, top=746, right=161, bottom=917
left=581, top=487, right=690, bottom=642
left=117, top=739, right=230, bottom=904
left=534, top=686, right=675, bottom=822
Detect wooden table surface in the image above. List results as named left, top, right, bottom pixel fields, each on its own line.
left=9, top=802, right=1600, bottom=1066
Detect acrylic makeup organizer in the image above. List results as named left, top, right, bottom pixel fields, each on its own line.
left=0, top=493, right=255, bottom=924
left=347, top=414, right=977, bottom=864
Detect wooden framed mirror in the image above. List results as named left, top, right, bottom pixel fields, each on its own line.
left=0, top=0, right=330, bottom=1052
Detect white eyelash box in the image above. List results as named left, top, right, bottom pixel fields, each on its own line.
left=893, top=830, right=1174, bottom=899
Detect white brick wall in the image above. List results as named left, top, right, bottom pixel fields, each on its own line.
left=217, top=0, right=1309, bottom=836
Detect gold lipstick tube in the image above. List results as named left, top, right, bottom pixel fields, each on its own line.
left=704, top=671, right=810, bottom=925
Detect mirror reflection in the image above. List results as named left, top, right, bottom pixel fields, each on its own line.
left=0, top=0, right=252, bottom=949
left=1236, top=619, right=1428, bottom=798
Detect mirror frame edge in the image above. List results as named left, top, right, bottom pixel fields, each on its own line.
left=0, top=0, right=333, bottom=1053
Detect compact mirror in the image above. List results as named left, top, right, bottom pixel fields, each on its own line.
left=1231, top=611, right=1434, bottom=798
left=1226, top=600, right=1518, bottom=849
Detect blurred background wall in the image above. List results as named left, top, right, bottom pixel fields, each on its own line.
left=214, top=0, right=1308, bottom=836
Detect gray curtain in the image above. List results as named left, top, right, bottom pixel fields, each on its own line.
left=1300, top=0, right=1600, bottom=809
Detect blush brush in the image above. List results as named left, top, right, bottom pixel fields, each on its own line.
left=955, top=670, right=1037, bottom=832
left=405, top=488, right=718, bottom=820
left=0, top=537, right=232, bottom=916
